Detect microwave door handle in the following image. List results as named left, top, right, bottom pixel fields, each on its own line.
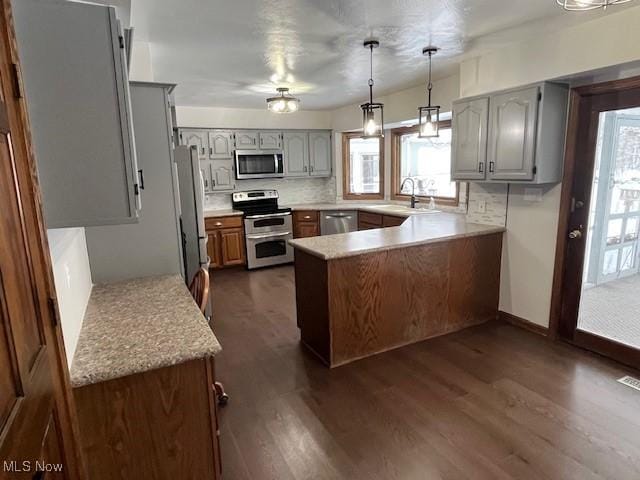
left=275, top=154, right=279, bottom=174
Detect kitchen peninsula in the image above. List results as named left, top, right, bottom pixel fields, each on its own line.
left=289, top=213, right=505, bottom=367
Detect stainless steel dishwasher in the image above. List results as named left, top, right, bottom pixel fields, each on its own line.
left=320, top=210, right=358, bottom=235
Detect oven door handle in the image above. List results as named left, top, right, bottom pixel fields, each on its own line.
left=245, top=212, right=291, bottom=219
left=246, top=231, right=292, bottom=240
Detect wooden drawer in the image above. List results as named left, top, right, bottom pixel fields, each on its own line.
left=205, top=215, right=243, bottom=230
left=293, top=210, right=319, bottom=222
left=382, top=215, right=406, bottom=227
left=358, top=211, right=383, bottom=226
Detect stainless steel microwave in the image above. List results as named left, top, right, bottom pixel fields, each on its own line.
left=235, top=150, right=284, bottom=179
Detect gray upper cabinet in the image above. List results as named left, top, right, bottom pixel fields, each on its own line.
left=451, top=98, right=489, bottom=181
left=208, top=131, right=234, bottom=159
left=234, top=131, right=259, bottom=150
left=309, top=132, right=332, bottom=177
left=283, top=132, right=310, bottom=177
left=14, top=0, right=141, bottom=228
left=451, top=82, right=568, bottom=184
left=180, top=129, right=209, bottom=160
left=210, top=160, right=236, bottom=191
left=487, top=86, right=539, bottom=181
left=259, top=131, right=282, bottom=150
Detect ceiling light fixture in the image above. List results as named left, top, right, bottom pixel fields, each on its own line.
left=266, top=87, right=300, bottom=113
left=556, top=0, right=632, bottom=10
left=418, top=46, right=440, bottom=138
left=361, top=39, right=384, bottom=138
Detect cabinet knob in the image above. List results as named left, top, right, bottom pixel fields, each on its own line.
left=215, top=222, right=223, bottom=227
left=303, top=215, right=311, bottom=220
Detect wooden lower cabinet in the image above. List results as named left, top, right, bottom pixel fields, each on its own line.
left=74, top=358, right=222, bottom=480
left=293, top=210, right=320, bottom=238
left=358, top=212, right=405, bottom=230
left=382, top=215, right=405, bottom=227
left=206, top=215, right=246, bottom=269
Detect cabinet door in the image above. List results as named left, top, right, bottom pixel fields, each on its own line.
left=211, top=159, right=236, bottom=191
left=451, top=98, right=489, bottom=180
left=234, top=131, right=259, bottom=150
left=181, top=129, right=209, bottom=160
left=207, top=232, right=221, bottom=268
left=220, top=228, right=246, bottom=266
left=208, top=130, right=234, bottom=159
left=258, top=131, right=282, bottom=149
left=295, top=222, right=320, bottom=238
left=14, top=1, right=140, bottom=227
left=382, top=215, right=405, bottom=227
left=200, top=162, right=213, bottom=193
left=488, top=87, right=539, bottom=181
left=309, top=132, right=332, bottom=177
left=283, top=132, right=309, bottom=177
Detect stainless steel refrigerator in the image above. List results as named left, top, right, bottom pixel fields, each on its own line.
left=175, top=146, right=209, bottom=283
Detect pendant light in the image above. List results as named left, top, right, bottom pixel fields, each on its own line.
left=418, top=46, right=440, bottom=138
left=266, top=87, right=300, bottom=113
left=360, top=39, right=384, bottom=138
left=556, top=0, right=632, bottom=10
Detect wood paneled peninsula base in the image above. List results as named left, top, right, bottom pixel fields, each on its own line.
left=289, top=213, right=505, bottom=367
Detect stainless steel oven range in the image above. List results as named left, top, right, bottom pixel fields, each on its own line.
left=232, top=190, right=293, bottom=269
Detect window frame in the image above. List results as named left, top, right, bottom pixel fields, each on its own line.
left=390, top=120, right=460, bottom=207
left=342, top=131, right=385, bottom=200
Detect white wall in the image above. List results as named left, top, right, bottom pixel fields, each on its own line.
left=129, top=41, right=154, bottom=82
left=459, top=5, right=640, bottom=328
left=47, top=228, right=93, bottom=367
left=175, top=106, right=331, bottom=130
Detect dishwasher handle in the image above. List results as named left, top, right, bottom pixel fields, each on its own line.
left=325, top=213, right=352, bottom=219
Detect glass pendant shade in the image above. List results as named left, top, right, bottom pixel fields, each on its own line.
left=360, top=40, right=384, bottom=138
left=418, top=46, right=440, bottom=138
left=266, top=87, right=300, bottom=113
left=556, top=0, right=631, bottom=10
left=418, top=106, right=440, bottom=138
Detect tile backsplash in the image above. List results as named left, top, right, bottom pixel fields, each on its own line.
left=204, top=176, right=337, bottom=210
left=465, top=183, right=509, bottom=226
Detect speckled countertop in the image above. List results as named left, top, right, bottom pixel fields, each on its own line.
left=289, top=212, right=505, bottom=260
left=70, top=275, right=221, bottom=388
left=204, top=208, right=242, bottom=218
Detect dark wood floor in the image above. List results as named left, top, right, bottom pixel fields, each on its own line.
left=211, top=265, right=640, bottom=480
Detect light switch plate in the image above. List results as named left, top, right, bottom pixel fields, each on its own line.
left=524, top=188, right=543, bottom=202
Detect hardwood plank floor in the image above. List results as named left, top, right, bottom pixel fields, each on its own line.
left=211, top=265, right=640, bottom=480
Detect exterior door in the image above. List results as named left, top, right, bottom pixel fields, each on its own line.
left=309, top=132, right=331, bottom=177
left=283, top=132, right=309, bottom=177
left=555, top=77, right=640, bottom=369
left=488, top=86, right=539, bottom=181
left=451, top=97, right=488, bottom=180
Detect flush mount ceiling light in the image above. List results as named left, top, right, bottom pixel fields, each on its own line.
left=361, top=39, right=384, bottom=138
left=266, top=87, right=300, bottom=113
left=556, top=0, right=632, bottom=10
left=418, top=46, right=440, bottom=138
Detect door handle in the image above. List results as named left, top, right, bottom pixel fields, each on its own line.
left=478, top=162, right=484, bottom=173
left=489, top=161, right=495, bottom=173
left=137, top=169, right=145, bottom=190
left=568, top=229, right=583, bottom=239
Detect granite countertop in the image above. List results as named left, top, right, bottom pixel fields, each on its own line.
left=204, top=208, right=243, bottom=218
left=288, top=212, right=505, bottom=260
left=70, top=275, right=222, bottom=388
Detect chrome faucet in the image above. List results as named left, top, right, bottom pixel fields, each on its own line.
left=400, top=177, right=418, bottom=208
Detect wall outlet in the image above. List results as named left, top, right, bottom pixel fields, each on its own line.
left=477, top=200, right=487, bottom=213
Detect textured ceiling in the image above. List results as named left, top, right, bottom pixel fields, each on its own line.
left=130, top=0, right=619, bottom=110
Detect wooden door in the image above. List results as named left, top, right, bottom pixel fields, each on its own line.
left=0, top=3, right=84, bottom=476
left=283, top=132, right=309, bottom=177
left=553, top=77, right=640, bottom=369
left=234, top=131, right=258, bottom=150
left=0, top=22, right=66, bottom=480
left=207, top=232, right=221, bottom=269
left=451, top=98, right=488, bottom=180
left=208, top=130, right=234, bottom=159
left=488, top=86, right=539, bottom=181
left=309, top=132, right=331, bottom=177
left=220, top=228, right=245, bottom=266
left=258, top=131, right=281, bottom=150
left=294, top=222, right=319, bottom=238
left=180, top=129, right=208, bottom=160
